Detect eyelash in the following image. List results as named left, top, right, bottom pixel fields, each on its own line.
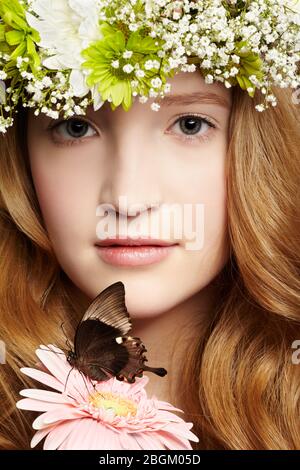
left=48, top=114, right=217, bottom=147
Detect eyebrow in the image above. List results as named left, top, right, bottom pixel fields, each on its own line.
left=156, top=91, right=231, bottom=109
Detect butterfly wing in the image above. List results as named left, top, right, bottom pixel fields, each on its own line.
left=74, top=319, right=129, bottom=381
left=81, top=281, right=131, bottom=335
left=72, top=281, right=167, bottom=383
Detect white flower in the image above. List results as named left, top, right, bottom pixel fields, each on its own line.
left=111, top=60, right=120, bottom=69
left=288, top=0, right=300, bottom=14
left=151, top=77, right=162, bottom=88
left=123, top=64, right=134, bottom=74
left=26, top=0, right=103, bottom=97
left=135, top=69, right=145, bottom=78
left=123, top=50, right=133, bottom=59
left=151, top=102, right=160, bottom=111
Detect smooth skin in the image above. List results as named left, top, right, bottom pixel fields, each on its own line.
left=27, top=71, right=232, bottom=403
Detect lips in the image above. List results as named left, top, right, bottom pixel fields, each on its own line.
left=94, top=237, right=178, bottom=267
left=95, top=237, right=177, bottom=247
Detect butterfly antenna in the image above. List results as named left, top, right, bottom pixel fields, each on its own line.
left=79, top=371, right=93, bottom=396
left=60, top=322, right=72, bottom=350
left=63, top=366, right=74, bottom=394
left=39, top=345, right=66, bottom=355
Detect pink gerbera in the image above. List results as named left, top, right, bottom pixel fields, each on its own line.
left=16, top=345, right=199, bottom=450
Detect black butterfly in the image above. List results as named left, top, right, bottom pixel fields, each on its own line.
left=66, top=281, right=167, bottom=384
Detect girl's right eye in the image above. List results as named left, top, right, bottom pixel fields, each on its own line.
left=50, top=119, right=98, bottom=145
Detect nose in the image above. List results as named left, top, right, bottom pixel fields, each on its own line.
left=100, top=130, right=161, bottom=217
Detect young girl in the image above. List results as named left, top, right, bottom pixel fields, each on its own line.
left=0, top=0, right=299, bottom=450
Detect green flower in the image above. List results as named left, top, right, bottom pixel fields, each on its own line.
left=234, top=41, right=264, bottom=97
left=81, top=22, right=170, bottom=111
left=0, top=0, right=41, bottom=74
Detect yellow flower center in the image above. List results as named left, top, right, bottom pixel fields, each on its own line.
left=88, top=391, right=137, bottom=417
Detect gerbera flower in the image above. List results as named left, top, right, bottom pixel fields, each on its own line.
left=16, top=345, right=199, bottom=450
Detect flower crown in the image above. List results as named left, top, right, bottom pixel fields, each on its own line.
left=0, top=0, right=299, bottom=133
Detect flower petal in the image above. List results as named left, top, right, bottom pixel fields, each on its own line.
left=57, top=418, right=90, bottom=450
left=35, top=346, right=71, bottom=384
left=43, top=420, right=79, bottom=450
left=157, top=400, right=184, bottom=413
left=20, top=367, right=64, bottom=392
left=70, top=69, right=89, bottom=97
left=32, top=406, right=84, bottom=430
left=159, top=423, right=199, bottom=442
left=19, top=388, right=71, bottom=404
left=130, top=431, right=164, bottom=450
left=154, top=409, right=189, bottom=424
left=158, top=430, right=195, bottom=450
left=42, top=407, right=86, bottom=426
left=31, top=426, right=56, bottom=448
left=16, top=398, right=64, bottom=413
left=91, top=85, right=104, bottom=111
left=67, top=419, right=107, bottom=450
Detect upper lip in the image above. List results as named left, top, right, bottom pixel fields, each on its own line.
left=95, top=237, right=178, bottom=247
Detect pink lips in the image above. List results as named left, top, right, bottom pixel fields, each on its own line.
left=95, top=238, right=178, bottom=266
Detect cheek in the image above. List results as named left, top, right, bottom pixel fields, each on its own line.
left=27, top=130, right=229, bottom=319
left=28, top=142, right=100, bottom=252
left=193, top=146, right=229, bottom=274
left=169, top=138, right=228, bottom=254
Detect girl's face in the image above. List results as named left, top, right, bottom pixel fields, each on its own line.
left=27, top=72, right=232, bottom=318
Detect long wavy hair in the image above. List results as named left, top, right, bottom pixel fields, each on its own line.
left=0, top=82, right=299, bottom=449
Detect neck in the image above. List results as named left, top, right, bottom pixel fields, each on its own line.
left=67, top=274, right=219, bottom=407
left=130, top=282, right=217, bottom=407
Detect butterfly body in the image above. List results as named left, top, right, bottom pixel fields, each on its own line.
left=66, top=282, right=167, bottom=384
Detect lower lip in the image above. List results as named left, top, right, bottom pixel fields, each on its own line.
left=95, top=245, right=177, bottom=266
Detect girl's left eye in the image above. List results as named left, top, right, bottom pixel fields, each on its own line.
left=51, top=119, right=97, bottom=144
left=168, top=115, right=216, bottom=143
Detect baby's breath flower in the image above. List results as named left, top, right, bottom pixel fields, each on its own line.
left=151, top=102, right=160, bottom=111
left=0, top=0, right=298, bottom=130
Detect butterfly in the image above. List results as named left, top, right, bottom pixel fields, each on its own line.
left=66, top=281, right=167, bottom=384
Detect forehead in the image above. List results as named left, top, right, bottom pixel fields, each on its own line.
left=156, top=71, right=232, bottom=109
left=162, top=71, right=231, bottom=100
left=27, top=70, right=232, bottom=127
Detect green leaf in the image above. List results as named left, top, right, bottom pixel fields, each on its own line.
left=0, top=0, right=25, bottom=17
left=10, top=41, right=26, bottom=60
left=27, top=37, right=40, bottom=67
left=0, top=80, right=6, bottom=105
left=110, top=31, right=125, bottom=52
left=126, top=32, right=141, bottom=51
left=0, top=25, right=6, bottom=42
left=236, top=74, right=247, bottom=90
left=122, top=81, right=132, bottom=111
left=99, top=22, right=117, bottom=38
left=127, top=32, right=159, bottom=54
left=111, top=81, right=127, bottom=107
left=5, top=30, right=24, bottom=46
left=0, top=41, right=10, bottom=53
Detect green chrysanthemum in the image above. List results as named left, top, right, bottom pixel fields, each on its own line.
left=81, top=22, right=171, bottom=111
left=0, top=0, right=40, bottom=76
left=234, top=41, right=264, bottom=97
